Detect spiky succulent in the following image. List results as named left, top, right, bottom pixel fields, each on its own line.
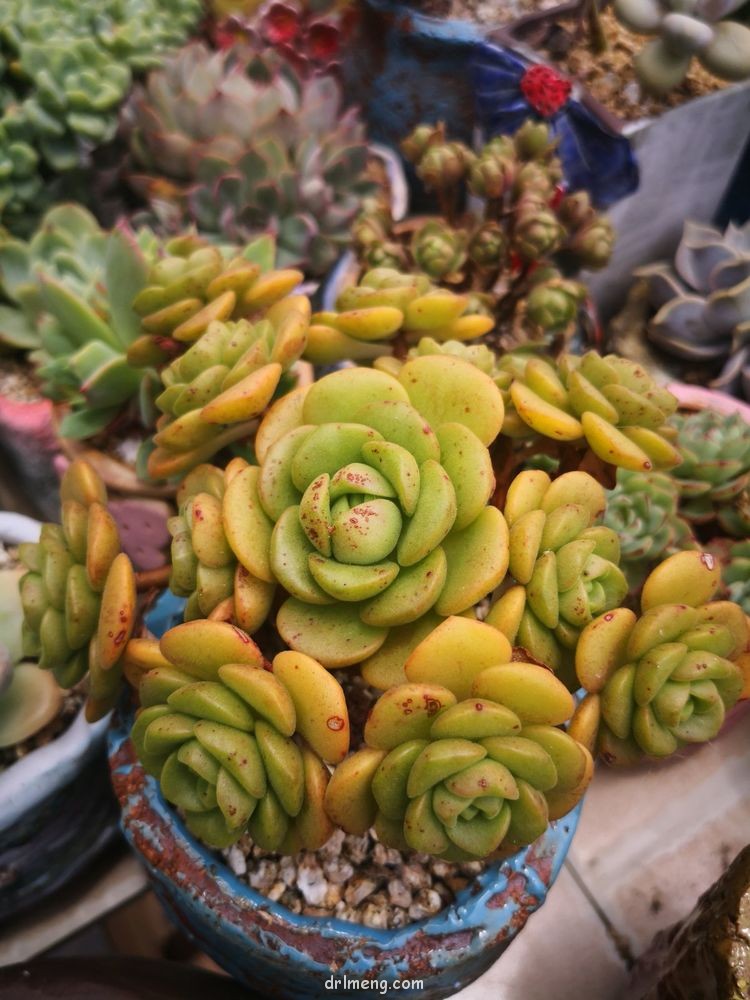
left=725, top=540, right=750, bottom=615
left=632, top=220, right=750, bottom=401
left=497, top=351, right=683, bottom=473
left=123, top=43, right=375, bottom=277
left=0, top=203, right=160, bottom=439
left=603, top=469, right=697, bottom=588
left=0, top=0, right=202, bottom=233
left=304, top=268, right=495, bottom=365
left=146, top=289, right=310, bottom=481
left=214, top=363, right=508, bottom=671
left=487, top=470, right=627, bottom=685
left=130, top=619, right=348, bottom=849
left=572, top=552, right=748, bottom=765
left=671, top=409, right=750, bottom=537
left=614, top=0, right=750, bottom=93
left=17, top=460, right=137, bottom=721
left=325, top=630, right=591, bottom=860
left=350, top=121, right=613, bottom=352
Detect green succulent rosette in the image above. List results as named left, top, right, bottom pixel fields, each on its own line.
left=325, top=645, right=592, bottom=860
left=573, top=552, right=748, bottom=765
left=603, top=469, right=697, bottom=588
left=131, top=620, right=348, bottom=849
left=498, top=351, right=682, bottom=472
left=17, top=460, right=136, bottom=721
left=233, top=362, right=509, bottom=670
left=671, top=410, right=750, bottom=537
left=487, top=469, right=628, bottom=681
left=725, top=540, right=750, bottom=615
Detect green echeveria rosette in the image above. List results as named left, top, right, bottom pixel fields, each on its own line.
left=324, top=657, right=592, bottom=860
left=603, top=469, right=697, bottom=588
left=131, top=619, right=349, bottom=850
left=487, top=469, right=628, bottom=684
left=573, top=551, right=748, bottom=765
left=725, top=540, right=750, bottom=615
left=233, top=362, right=509, bottom=670
left=671, top=410, right=750, bottom=537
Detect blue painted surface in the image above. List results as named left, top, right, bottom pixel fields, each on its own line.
left=113, top=593, right=581, bottom=998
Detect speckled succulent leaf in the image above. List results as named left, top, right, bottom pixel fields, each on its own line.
left=132, top=619, right=342, bottom=849
left=326, top=662, right=587, bottom=858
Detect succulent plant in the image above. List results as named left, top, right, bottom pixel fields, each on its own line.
left=670, top=409, right=750, bottom=537
left=603, top=468, right=697, bottom=588
left=572, top=551, right=748, bottom=764
left=0, top=204, right=161, bottom=439
left=0, top=0, right=202, bottom=233
left=17, top=460, right=137, bottom=721
left=486, top=470, right=627, bottom=684
left=145, top=284, right=310, bottom=481
left=325, top=628, right=591, bottom=860
left=0, top=662, right=65, bottom=750
left=350, top=121, right=613, bottom=353
left=123, top=43, right=375, bottom=278
left=724, top=540, right=750, bottom=615
left=130, top=619, right=348, bottom=849
left=614, top=0, right=750, bottom=93
left=216, top=362, right=509, bottom=671
left=632, top=220, right=750, bottom=401
left=304, top=268, right=495, bottom=365
left=498, top=350, right=683, bottom=473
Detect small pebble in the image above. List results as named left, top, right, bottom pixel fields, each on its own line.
left=226, top=845, right=247, bottom=876
left=388, top=879, right=412, bottom=908
left=344, top=876, right=379, bottom=906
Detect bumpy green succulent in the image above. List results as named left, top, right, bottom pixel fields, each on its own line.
left=17, top=460, right=137, bottom=721
left=603, top=469, right=697, bottom=588
left=222, top=363, right=508, bottom=670
left=0, top=0, right=202, bottom=233
left=499, top=351, right=683, bottom=473
left=631, top=220, right=750, bottom=401
left=166, top=459, right=276, bottom=632
left=0, top=204, right=161, bottom=438
left=325, top=640, right=591, bottom=860
left=351, top=121, right=613, bottom=352
left=304, top=268, right=496, bottom=365
left=124, top=43, right=374, bottom=278
left=725, top=540, right=750, bottom=615
left=671, top=409, right=750, bottom=537
left=487, top=470, right=627, bottom=684
left=573, top=551, right=748, bottom=765
left=147, top=291, right=310, bottom=480
left=131, top=619, right=348, bottom=849
left=614, top=0, right=750, bottom=94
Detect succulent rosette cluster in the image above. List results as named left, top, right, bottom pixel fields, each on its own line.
left=222, top=363, right=509, bottom=670
left=572, top=552, right=749, bottom=765
left=304, top=267, right=495, bottom=365
left=487, top=470, right=627, bottom=684
left=17, top=461, right=136, bottom=721
left=670, top=409, right=750, bottom=537
left=724, top=541, right=750, bottom=615
left=498, top=351, right=682, bottom=473
left=326, top=618, right=592, bottom=860
left=131, top=619, right=348, bottom=848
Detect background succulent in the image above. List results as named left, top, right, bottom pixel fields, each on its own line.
left=573, top=552, right=748, bottom=765
left=498, top=351, right=682, bottom=474
left=223, top=363, right=508, bottom=671
left=131, top=619, right=348, bottom=849
left=123, top=43, right=375, bottom=278
left=304, top=267, right=495, bottom=365
left=0, top=0, right=202, bottom=234
left=325, top=641, right=591, bottom=860
left=614, top=0, right=750, bottom=93
left=631, top=220, right=750, bottom=402
left=603, top=469, right=697, bottom=589
left=724, top=540, right=750, bottom=615
left=487, top=470, right=627, bottom=686
left=351, top=121, right=613, bottom=351
left=671, top=409, right=750, bottom=537
left=0, top=203, right=160, bottom=439
left=17, top=460, right=137, bottom=721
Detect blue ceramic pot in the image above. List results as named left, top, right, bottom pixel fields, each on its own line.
left=109, top=708, right=580, bottom=999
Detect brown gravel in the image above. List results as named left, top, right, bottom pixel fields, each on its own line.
left=0, top=361, right=43, bottom=403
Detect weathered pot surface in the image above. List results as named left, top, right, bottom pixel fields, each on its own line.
left=108, top=706, right=580, bottom=999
